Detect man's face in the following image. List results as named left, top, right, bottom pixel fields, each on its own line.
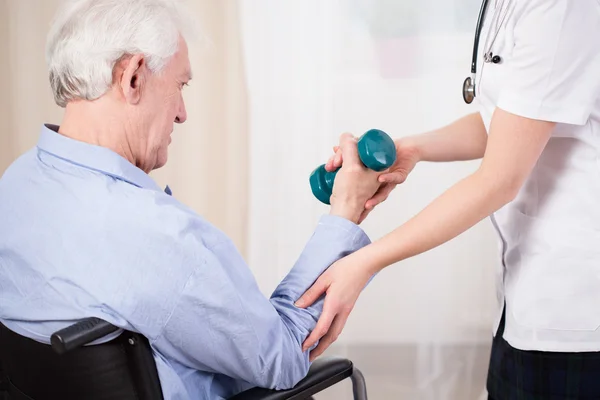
left=123, top=36, right=191, bottom=172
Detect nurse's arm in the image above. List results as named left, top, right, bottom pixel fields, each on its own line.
left=399, top=112, right=488, bottom=162
left=357, top=107, right=555, bottom=271
left=296, top=107, right=556, bottom=356
left=327, top=112, right=489, bottom=217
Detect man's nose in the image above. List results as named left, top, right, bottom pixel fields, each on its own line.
left=175, top=98, right=187, bottom=124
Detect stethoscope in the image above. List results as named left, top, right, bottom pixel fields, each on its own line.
left=462, top=0, right=507, bottom=104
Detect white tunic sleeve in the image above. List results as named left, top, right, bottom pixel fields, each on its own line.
left=497, top=0, right=600, bottom=125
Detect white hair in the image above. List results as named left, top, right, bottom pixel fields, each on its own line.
left=46, top=0, right=194, bottom=107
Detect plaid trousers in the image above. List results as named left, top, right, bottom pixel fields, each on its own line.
left=486, top=308, right=600, bottom=400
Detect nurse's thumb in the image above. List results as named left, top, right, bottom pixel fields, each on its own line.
left=295, top=278, right=328, bottom=308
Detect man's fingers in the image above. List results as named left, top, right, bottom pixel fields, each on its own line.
left=333, top=149, right=343, bottom=168
left=309, top=312, right=350, bottom=361
left=325, top=154, right=336, bottom=171
left=326, top=149, right=343, bottom=172
left=365, top=183, right=395, bottom=209
left=338, top=133, right=360, bottom=166
left=302, top=301, right=336, bottom=352
left=295, top=276, right=328, bottom=309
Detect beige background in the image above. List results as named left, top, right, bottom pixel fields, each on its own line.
left=0, top=0, right=249, bottom=254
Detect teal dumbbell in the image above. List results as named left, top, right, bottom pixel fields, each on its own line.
left=310, top=129, right=397, bottom=205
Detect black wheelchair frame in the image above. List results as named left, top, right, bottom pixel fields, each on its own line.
left=0, top=317, right=367, bottom=400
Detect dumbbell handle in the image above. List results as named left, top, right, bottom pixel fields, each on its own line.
left=310, top=129, right=396, bottom=205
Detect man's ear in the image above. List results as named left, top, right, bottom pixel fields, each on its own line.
left=120, top=54, right=146, bottom=105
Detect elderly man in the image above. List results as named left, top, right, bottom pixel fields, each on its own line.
left=0, top=0, right=381, bottom=399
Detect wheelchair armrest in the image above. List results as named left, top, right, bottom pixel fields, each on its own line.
left=50, top=317, right=120, bottom=355
left=228, top=356, right=354, bottom=400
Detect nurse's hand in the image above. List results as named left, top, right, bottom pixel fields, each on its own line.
left=295, top=250, right=372, bottom=361
left=326, top=137, right=420, bottom=222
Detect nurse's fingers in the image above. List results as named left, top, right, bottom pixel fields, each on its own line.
left=301, top=295, right=336, bottom=352
left=296, top=272, right=329, bottom=309
left=378, top=170, right=409, bottom=185
left=365, top=183, right=395, bottom=210
left=357, top=207, right=373, bottom=224
left=309, top=312, right=349, bottom=361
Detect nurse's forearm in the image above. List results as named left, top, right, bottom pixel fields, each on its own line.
left=360, top=170, right=512, bottom=273
left=401, top=112, right=487, bottom=163
left=360, top=109, right=554, bottom=272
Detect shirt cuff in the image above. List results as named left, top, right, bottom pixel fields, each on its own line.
left=316, top=214, right=370, bottom=246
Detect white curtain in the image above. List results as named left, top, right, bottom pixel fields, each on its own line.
left=238, top=1, right=498, bottom=398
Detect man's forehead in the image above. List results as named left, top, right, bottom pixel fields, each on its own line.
left=181, top=56, right=192, bottom=80
left=174, top=37, right=192, bottom=80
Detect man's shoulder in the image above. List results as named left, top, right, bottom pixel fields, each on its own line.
left=0, top=147, right=37, bottom=181
left=1, top=144, right=228, bottom=254
left=107, top=184, right=230, bottom=248
left=0, top=149, right=232, bottom=339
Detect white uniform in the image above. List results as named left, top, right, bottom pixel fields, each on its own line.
left=476, top=0, right=600, bottom=352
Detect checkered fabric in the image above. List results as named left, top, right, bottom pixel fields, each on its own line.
left=486, top=309, right=600, bottom=400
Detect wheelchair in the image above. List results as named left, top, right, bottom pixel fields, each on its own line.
left=0, top=317, right=367, bottom=399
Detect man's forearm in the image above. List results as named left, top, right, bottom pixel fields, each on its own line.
left=265, top=215, right=370, bottom=388
left=401, top=112, right=487, bottom=163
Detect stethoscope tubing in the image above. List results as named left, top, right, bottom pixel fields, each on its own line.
left=464, top=0, right=491, bottom=103
left=471, top=0, right=491, bottom=75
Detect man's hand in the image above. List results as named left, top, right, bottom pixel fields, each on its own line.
left=326, top=138, right=420, bottom=222
left=328, top=134, right=382, bottom=224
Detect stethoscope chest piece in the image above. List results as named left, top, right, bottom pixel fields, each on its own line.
left=462, top=76, right=475, bottom=104
left=462, top=0, right=508, bottom=104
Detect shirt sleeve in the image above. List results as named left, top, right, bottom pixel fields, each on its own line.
left=496, top=0, right=600, bottom=125
left=150, top=214, right=370, bottom=392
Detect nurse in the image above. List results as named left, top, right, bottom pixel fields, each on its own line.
left=295, top=0, right=600, bottom=398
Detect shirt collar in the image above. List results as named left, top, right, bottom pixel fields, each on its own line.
left=37, top=124, right=163, bottom=192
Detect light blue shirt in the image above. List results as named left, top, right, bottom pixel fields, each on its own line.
left=0, top=125, right=370, bottom=400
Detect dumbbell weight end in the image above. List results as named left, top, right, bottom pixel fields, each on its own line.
left=309, top=164, right=338, bottom=205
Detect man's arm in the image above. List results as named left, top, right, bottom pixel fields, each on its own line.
left=150, top=213, right=369, bottom=391
left=150, top=135, right=378, bottom=392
